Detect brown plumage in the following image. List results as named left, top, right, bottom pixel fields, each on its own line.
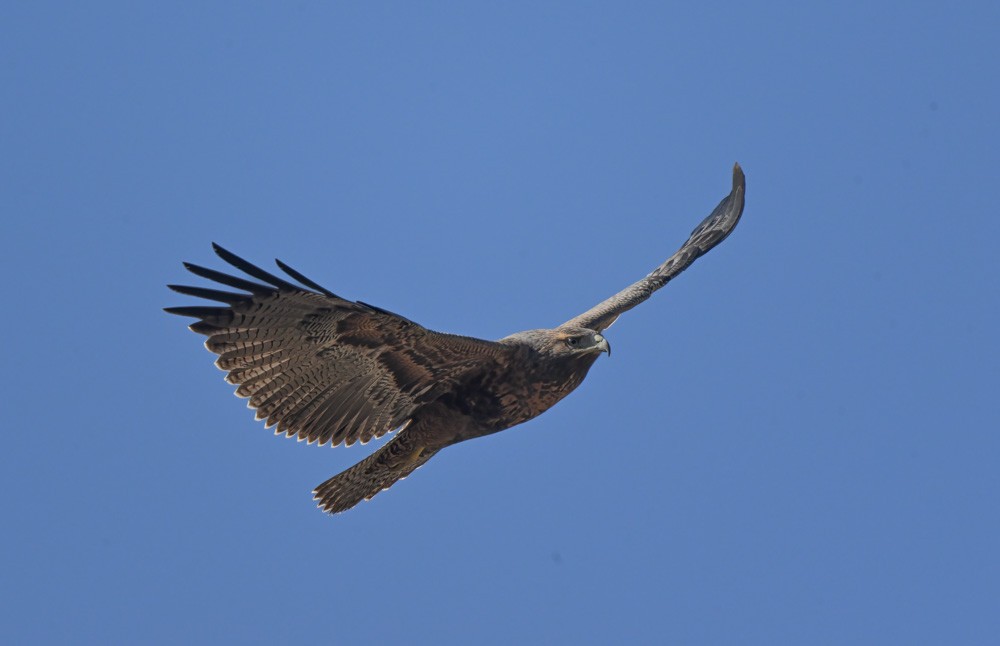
left=166, top=164, right=746, bottom=514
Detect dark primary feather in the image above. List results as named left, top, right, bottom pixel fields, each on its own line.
left=163, top=305, right=232, bottom=319
left=210, top=242, right=300, bottom=291
left=166, top=284, right=251, bottom=306
left=561, top=163, right=746, bottom=333
left=273, top=258, right=340, bottom=298
left=166, top=243, right=514, bottom=448
left=182, top=262, right=274, bottom=295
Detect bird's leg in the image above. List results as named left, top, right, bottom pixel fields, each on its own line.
left=402, top=446, right=428, bottom=468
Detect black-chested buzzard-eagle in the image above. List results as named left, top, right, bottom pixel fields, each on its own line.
left=166, top=164, right=746, bottom=514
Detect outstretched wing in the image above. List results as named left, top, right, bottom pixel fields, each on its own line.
left=166, top=244, right=512, bottom=447
left=560, top=163, right=746, bottom=333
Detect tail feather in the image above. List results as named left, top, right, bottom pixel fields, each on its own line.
left=313, top=433, right=438, bottom=514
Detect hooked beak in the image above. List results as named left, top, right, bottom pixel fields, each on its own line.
left=595, top=334, right=611, bottom=357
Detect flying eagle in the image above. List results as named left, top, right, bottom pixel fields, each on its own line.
left=166, top=164, right=746, bottom=514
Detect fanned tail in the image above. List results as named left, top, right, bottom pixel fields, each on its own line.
left=313, top=433, right=439, bottom=514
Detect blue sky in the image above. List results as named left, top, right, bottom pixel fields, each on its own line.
left=3, top=2, right=998, bottom=644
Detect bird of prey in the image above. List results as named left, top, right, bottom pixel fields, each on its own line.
left=166, top=164, right=746, bottom=514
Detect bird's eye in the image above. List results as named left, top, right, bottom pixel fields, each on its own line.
left=566, top=337, right=580, bottom=347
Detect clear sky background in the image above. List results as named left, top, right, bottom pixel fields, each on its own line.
left=3, top=2, right=998, bottom=644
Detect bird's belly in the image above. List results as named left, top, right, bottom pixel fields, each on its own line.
left=494, top=376, right=583, bottom=428
left=444, top=369, right=587, bottom=441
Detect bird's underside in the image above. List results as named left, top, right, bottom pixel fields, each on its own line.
left=166, top=163, right=746, bottom=514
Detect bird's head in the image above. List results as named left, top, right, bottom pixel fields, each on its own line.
left=502, top=327, right=610, bottom=359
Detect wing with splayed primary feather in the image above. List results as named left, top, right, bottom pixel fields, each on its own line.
left=166, top=244, right=512, bottom=447
left=560, top=163, right=746, bottom=333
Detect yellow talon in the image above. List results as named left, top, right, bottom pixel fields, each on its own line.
left=404, top=446, right=426, bottom=467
